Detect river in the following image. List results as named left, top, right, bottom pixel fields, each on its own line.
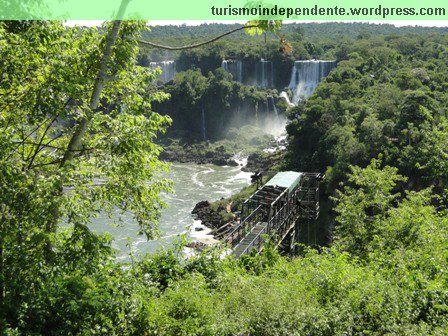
left=89, top=163, right=251, bottom=260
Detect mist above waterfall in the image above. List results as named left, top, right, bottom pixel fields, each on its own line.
left=288, top=60, right=336, bottom=104
left=224, top=103, right=286, bottom=140
left=260, top=115, right=286, bottom=137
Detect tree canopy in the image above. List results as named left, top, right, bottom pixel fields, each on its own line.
left=1, top=20, right=448, bottom=335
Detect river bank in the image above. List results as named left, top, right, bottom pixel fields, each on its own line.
left=158, top=125, right=286, bottom=169
left=89, top=125, right=288, bottom=258
left=89, top=163, right=253, bottom=260
left=189, top=152, right=284, bottom=243
left=157, top=127, right=289, bottom=246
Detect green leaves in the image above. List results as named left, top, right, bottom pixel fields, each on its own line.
left=2, top=21, right=448, bottom=336
left=333, top=158, right=407, bottom=259
left=0, top=20, right=175, bottom=331
left=244, top=20, right=283, bottom=36
left=285, top=31, right=448, bottom=195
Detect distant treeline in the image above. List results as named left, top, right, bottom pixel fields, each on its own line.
left=145, top=22, right=448, bottom=40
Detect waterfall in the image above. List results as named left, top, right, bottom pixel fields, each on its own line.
left=237, top=61, right=242, bottom=83
left=288, top=60, right=336, bottom=104
left=266, top=95, right=278, bottom=118
left=273, top=102, right=278, bottom=117
left=279, top=91, right=294, bottom=107
left=221, top=59, right=243, bottom=82
left=256, top=59, right=274, bottom=88
left=149, top=60, right=176, bottom=82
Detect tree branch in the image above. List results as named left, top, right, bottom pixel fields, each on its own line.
left=59, top=0, right=132, bottom=169
left=59, top=20, right=124, bottom=168
left=137, top=25, right=260, bottom=51
left=27, top=114, right=60, bottom=170
left=17, top=141, right=93, bottom=152
left=28, top=160, right=62, bottom=169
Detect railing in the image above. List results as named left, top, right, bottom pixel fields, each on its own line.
left=225, top=204, right=265, bottom=247
left=238, top=224, right=268, bottom=256
left=268, top=188, right=300, bottom=236
left=228, top=172, right=322, bottom=256
left=237, top=189, right=302, bottom=256
left=296, top=173, right=320, bottom=220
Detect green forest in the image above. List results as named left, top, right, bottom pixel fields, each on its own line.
left=1, top=20, right=448, bottom=335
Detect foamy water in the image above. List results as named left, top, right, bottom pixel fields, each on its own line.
left=89, top=163, right=251, bottom=260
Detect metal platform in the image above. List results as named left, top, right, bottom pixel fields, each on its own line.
left=226, top=171, right=323, bottom=257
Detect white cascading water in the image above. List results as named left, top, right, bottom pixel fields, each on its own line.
left=221, top=60, right=243, bottom=82
left=288, top=60, right=336, bottom=104
left=279, top=91, right=294, bottom=107
left=266, top=95, right=278, bottom=118
left=256, top=59, right=274, bottom=87
left=149, top=60, right=176, bottom=82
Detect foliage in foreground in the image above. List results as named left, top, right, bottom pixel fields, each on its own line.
left=0, top=20, right=172, bottom=334
left=2, top=160, right=447, bottom=335
left=1, top=21, right=448, bottom=335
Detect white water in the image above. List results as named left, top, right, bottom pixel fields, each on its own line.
left=221, top=59, right=243, bottom=82
left=280, top=91, right=294, bottom=107
left=149, top=60, right=176, bottom=82
left=288, top=60, right=336, bottom=104
left=266, top=95, right=278, bottom=118
left=89, top=163, right=251, bottom=260
left=256, top=59, right=274, bottom=87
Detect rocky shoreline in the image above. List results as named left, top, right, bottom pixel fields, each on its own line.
left=189, top=153, right=285, bottom=244
left=158, top=137, right=287, bottom=246
left=191, top=200, right=239, bottom=241
left=159, top=130, right=287, bottom=170
left=159, top=143, right=241, bottom=167
left=242, top=151, right=285, bottom=173
left=160, top=143, right=284, bottom=173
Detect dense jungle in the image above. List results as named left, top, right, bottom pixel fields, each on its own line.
left=0, top=21, right=447, bottom=335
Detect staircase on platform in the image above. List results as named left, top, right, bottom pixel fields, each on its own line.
left=232, top=222, right=268, bottom=258
left=226, top=171, right=323, bottom=257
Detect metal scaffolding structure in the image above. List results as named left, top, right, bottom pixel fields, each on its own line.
left=226, top=171, right=324, bottom=257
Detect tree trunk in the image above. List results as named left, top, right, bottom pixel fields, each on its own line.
left=60, top=22, right=123, bottom=166
left=50, top=1, right=130, bottom=233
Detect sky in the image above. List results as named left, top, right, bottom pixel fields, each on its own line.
left=66, top=20, right=448, bottom=27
